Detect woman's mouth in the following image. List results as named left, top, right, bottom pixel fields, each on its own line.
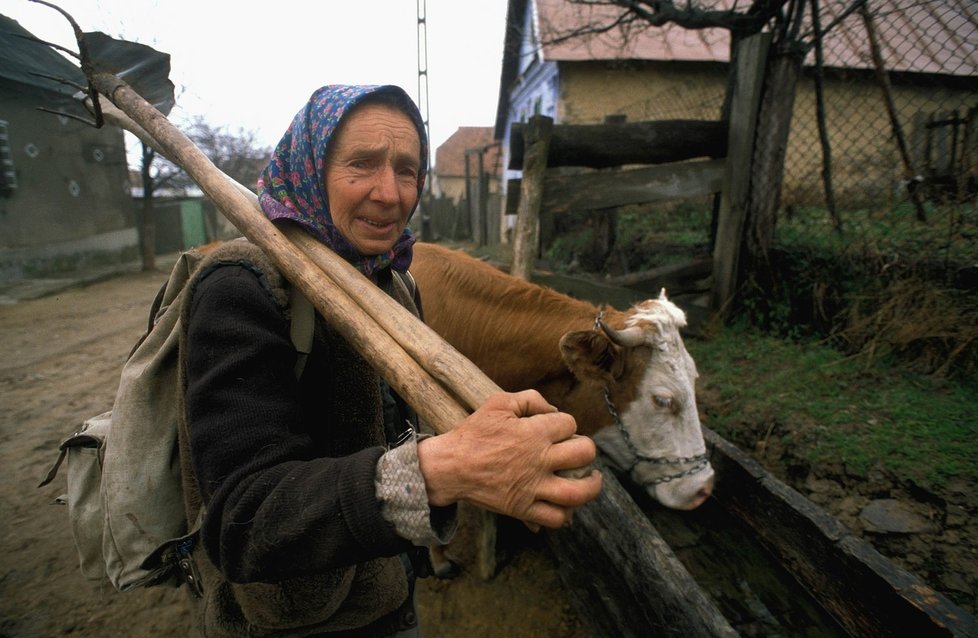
left=359, top=217, right=396, bottom=231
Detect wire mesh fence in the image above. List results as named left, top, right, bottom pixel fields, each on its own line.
left=612, top=0, right=978, bottom=373
left=776, top=0, right=977, bottom=267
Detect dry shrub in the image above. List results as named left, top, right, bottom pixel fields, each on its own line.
left=839, top=278, right=978, bottom=376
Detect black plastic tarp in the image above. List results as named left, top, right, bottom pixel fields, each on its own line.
left=1, top=13, right=174, bottom=118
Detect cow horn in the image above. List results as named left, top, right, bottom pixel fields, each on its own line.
left=599, top=319, right=645, bottom=347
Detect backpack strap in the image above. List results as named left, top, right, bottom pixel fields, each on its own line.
left=288, top=269, right=417, bottom=379
left=391, top=270, right=421, bottom=318
left=395, top=270, right=417, bottom=300
left=398, top=270, right=416, bottom=295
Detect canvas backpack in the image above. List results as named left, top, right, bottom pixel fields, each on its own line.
left=39, top=246, right=418, bottom=594
left=38, top=247, right=321, bottom=595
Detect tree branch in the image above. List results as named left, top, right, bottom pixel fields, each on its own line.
left=561, top=0, right=783, bottom=35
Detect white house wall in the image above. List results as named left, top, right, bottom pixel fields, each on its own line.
left=501, top=0, right=560, bottom=202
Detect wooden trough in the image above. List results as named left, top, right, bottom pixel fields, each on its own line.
left=544, top=427, right=978, bottom=638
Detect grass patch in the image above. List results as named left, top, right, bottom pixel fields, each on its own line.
left=615, top=199, right=713, bottom=271
left=688, top=323, right=978, bottom=488
left=714, top=201, right=978, bottom=377
left=779, top=201, right=977, bottom=266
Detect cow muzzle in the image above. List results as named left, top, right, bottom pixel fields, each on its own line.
left=650, top=464, right=714, bottom=510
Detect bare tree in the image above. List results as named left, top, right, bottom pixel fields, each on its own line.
left=153, top=116, right=271, bottom=194
left=137, top=118, right=271, bottom=269
left=138, top=142, right=158, bottom=270
left=542, top=0, right=785, bottom=40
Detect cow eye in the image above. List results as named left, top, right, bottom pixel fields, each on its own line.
left=653, top=394, right=674, bottom=410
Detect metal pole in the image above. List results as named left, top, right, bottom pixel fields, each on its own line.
left=417, top=0, right=431, bottom=181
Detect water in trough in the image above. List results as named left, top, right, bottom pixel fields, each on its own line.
left=630, top=487, right=852, bottom=637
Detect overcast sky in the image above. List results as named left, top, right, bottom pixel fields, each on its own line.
left=3, top=0, right=509, bottom=165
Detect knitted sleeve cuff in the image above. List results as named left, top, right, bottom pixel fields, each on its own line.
left=375, top=431, right=457, bottom=546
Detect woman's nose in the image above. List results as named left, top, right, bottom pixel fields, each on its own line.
left=371, top=165, right=399, bottom=204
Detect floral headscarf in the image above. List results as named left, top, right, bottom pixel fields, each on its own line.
left=257, top=85, right=428, bottom=276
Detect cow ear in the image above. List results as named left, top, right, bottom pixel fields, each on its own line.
left=559, top=330, right=625, bottom=383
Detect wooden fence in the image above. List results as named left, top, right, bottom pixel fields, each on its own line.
left=505, top=33, right=771, bottom=315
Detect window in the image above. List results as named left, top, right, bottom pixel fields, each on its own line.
left=0, top=120, right=16, bottom=195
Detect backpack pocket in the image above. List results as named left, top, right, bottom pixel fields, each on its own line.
left=41, top=411, right=113, bottom=582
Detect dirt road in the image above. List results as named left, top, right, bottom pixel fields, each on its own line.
left=0, top=266, right=584, bottom=637
left=0, top=268, right=198, bottom=636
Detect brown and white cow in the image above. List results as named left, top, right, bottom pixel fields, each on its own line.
left=411, top=242, right=713, bottom=511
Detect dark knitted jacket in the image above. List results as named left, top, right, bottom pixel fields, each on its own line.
left=177, top=241, right=421, bottom=637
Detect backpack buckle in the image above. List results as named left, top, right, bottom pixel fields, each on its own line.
left=176, top=538, right=204, bottom=599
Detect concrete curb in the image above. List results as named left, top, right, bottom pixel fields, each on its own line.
left=0, top=254, right=180, bottom=305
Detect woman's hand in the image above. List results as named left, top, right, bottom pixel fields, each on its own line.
left=417, top=390, right=602, bottom=529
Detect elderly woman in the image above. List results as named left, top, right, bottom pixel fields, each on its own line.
left=179, top=84, right=601, bottom=637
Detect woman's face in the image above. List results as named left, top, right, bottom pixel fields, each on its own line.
left=325, top=103, right=421, bottom=256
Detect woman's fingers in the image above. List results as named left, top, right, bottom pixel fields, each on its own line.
left=536, top=468, right=603, bottom=511
left=548, top=434, right=597, bottom=472
left=524, top=470, right=603, bottom=528
left=499, top=388, right=559, bottom=417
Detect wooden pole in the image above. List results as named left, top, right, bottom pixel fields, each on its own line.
left=810, top=0, right=842, bottom=234
left=711, top=33, right=770, bottom=314
left=507, top=120, right=726, bottom=170
left=138, top=143, right=156, bottom=271
left=860, top=2, right=928, bottom=222
left=86, top=72, right=495, bottom=433
left=511, top=115, right=552, bottom=280
left=743, top=48, right=804, bottom=261
left=504, top=159, right=726, bottom=218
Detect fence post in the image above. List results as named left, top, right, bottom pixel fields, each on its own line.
left=511, top=115, right=553, bottom=280
left=711, top=33, right=770, bottom=314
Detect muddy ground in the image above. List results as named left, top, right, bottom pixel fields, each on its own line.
left=0, top=264, right=974, bottom=636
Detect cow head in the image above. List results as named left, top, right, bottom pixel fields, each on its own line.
left=559, top=291, right=713, bottom=510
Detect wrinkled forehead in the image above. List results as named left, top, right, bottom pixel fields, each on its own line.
left=307, top=84, right=429, bottom=179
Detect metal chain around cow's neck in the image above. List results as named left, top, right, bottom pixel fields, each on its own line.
left=593, top=308, right=606, bottom=331
left=601, top=389, right=709, bottom=484
left=592, top=310, right=709, bottom=484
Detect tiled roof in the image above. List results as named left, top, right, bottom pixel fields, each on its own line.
left=536, top=0, right=730, bottom=63
left=533, top=0, right=977, bottom=76
left=434, top=127, right=501, bottom=177
left=823, top=0, right=977, bottom=76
